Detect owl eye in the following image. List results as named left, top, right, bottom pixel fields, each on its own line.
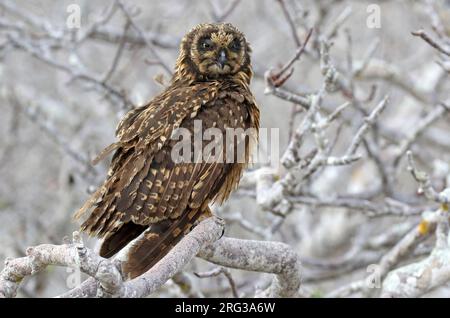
left=200, top=38, right=213, bottom=50
left=229, top=39, right=241, bottom=52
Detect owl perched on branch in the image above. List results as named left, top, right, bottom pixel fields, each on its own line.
left=74, top=23, right=260, bottom=279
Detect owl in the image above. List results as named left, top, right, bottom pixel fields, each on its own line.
left=74, top=23, right=260, bottom=279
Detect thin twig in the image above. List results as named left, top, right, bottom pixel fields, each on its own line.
left=412, top=29, right=450, bottom=56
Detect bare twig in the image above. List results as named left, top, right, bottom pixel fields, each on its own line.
left=393, top=104, right=448, bottom=167
left=276, top=0, right=302, bottom=47
left=102, top=20, right=131, bottom=83
left=195, top=267, right=239, bottom=298
left=268, top=28, right=313, bottom=87
left=210, top=0, right=241, bottom=23
left=7, top=34, right=131, bottom=111
left=346, top=96, right=389, bottom=156
left=116, top=1, right=172, bottom=75
left=407, top=151, right=450, bottom=204
left=412, top=29, right=450, bottom=56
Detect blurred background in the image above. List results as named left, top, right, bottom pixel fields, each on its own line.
left=0, top=0, right=449, bottom=297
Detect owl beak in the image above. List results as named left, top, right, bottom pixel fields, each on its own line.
left=217, top=50, right=227, bottom=68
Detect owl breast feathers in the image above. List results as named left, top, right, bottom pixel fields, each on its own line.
left=74, top=23, right=260, bottom=279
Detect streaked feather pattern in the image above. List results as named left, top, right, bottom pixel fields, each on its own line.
left=74, top=23, right=259, bottom=279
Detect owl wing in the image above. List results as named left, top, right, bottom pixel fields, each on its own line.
left=73, top=82, right=232, bottom=278
left=113, top=158, right=225, bottom=279
left=114, top=89, right=259, bottom=279
left=75, top=82, right=219, bottom=230
left=75, top=80, right=260, bottom=279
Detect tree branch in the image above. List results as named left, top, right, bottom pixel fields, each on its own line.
left=0, top=216, right=302, bottom=298
left=198, top=238, right=301, bottom=297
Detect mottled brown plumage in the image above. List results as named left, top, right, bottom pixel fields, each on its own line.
left=74, top=23, right=260, bottom=279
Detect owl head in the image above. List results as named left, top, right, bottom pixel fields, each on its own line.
left=174, top=23, right=252, bottom=83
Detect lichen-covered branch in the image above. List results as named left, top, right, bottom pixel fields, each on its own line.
left=0, top=216, right=302, bottom=298
left=198, top=238, right=301, bottom=297
left=0, top=231, right=123, bottom=298
left=381, top=201, right=450, bottom=297
left=0, top=217, right=225, bottom=298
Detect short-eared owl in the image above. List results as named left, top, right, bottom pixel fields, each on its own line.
left=75, top=23, right=260, bottom=279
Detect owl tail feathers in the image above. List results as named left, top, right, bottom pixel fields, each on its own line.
left=72, top=186, right=104, bottom=221
left=119, top=207, right=212, bottom=280
left=73, top=142, right=122, bottom=221
left=91, top=142, right=122, bottom=165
